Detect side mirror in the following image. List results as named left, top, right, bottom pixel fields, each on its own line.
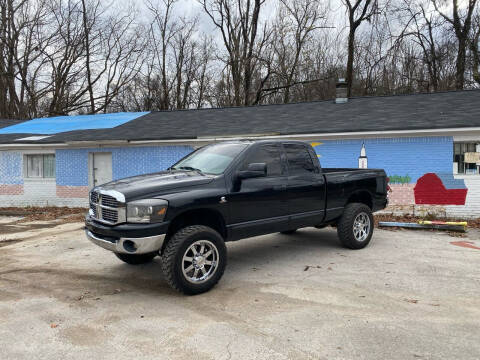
left=236, top=163, right=267, bottom=180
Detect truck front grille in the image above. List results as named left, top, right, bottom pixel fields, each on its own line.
left=101, top=194, right=119, bottom=208
left=101, top=208, right=118, bottom=223
left=89, top=190, right=125, bottom=225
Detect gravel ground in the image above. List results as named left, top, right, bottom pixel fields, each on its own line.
left=0, top=222, right=479, bottom=360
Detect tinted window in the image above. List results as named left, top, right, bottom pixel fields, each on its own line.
left=284, top=144, right=316, bottom=175
left=241, top=144, right=282, bottom=176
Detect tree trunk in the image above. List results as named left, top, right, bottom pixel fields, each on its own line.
left=346, top=29, right=356, bottom=97
left=81, top=0, right=95, bottom=113
left=455, top=38, right=467, bottom=90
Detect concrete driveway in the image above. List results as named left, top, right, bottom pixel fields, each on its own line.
left=1, top=223, right=479, bottom=360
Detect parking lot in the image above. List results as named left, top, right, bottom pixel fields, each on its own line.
left=1, top=219, right=479, bottom=360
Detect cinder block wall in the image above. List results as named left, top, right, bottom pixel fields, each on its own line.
left=2, top=137, right=480, bottom=218
left=0, top=145, right=193, bottom=207
left=312, top=136, right=480, bottom=218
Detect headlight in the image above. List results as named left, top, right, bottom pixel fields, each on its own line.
left=126, top=199, right=168, bottom=223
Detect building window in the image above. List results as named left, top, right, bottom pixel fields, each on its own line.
left=453, top=143, right=480, bottom=175
left=25, top=154, right=55, bottom=178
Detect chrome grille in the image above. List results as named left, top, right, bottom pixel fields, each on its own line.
left=101, top=207, right=118, bottom=223
left=90, top=202, right=98, bottom=218
left=101, top=194, right=119, bottom=208
left=89, top=190, right=125, bottom=224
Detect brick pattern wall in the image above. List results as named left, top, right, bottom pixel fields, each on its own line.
left=56, top=145, right=193, bottom=186
left=56, top=185, right=89, bottom=198
left=1, top=138, right=480, bottom=218
left=312, top=136, right=452, bottom=183
left=0, top=151, right=23, bottom=185
left=0, top=145, right=194, bottom=207
left=312, top=136, right=480, bottom=219
left=388, top=184, right=415, bottom=205
left=0, top=184, right=23, bottom=195
left=446, top=177, right=480, bottom=218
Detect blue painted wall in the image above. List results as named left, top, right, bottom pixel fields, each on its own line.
left=56, top=145, right=193, bottom=186
left=5, top=136, right=454, bottom=188
left=312, top=136, right=453, bottom=183
left=0, top=151, right=23, bottom=184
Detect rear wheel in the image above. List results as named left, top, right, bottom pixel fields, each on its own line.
left=161, top=225, right=227, bottom=295
left=337, top=203, right=374, bottom=249
left=280, top=229, right=298, bottom=235
left=115, top=252, right=157, bottom=265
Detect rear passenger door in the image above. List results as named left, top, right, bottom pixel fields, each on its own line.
left=284, top=143, right=326, bottom=228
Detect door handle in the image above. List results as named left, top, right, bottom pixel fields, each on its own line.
left=273, top=184, right=287, bottom=190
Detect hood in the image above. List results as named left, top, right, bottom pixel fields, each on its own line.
left=95, top=170, right=214, bottom=201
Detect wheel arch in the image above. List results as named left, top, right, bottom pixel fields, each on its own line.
left=345, top=190, right=373, bottom=209
left=163, top=208, right=227, bottom=252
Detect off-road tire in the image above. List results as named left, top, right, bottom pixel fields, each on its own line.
left=280, top=229, right=298, bottom=235
left=161, top=225, right=227, bottom=295
left=337, top=203, right=374, bottom=249
left=115, top=252, right=157, bottom=265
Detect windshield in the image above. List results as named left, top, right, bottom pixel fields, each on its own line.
left=171, top=143, right=248, bottom=175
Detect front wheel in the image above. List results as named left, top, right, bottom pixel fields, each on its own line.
left=337, top=203, right=374, bottom=249
left=161, top=225, right=227, bottom=295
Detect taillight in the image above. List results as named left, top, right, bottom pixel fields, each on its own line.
left=386, top=177, right=391, bottom=192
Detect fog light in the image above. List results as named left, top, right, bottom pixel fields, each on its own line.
left=123, top=240, right=137, bottom=253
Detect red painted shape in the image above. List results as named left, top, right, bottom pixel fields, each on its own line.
left=414, top=173, right=467, bottom=205
left=450, top=241, right=480, bottom=250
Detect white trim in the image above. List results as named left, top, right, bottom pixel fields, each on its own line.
left=23, top=177, right=56, bottom=183
left=453, top=135, right=480, bottom=142
left=2, top=126, right=480, bottom=149
left=20, top=149, right=56, bottom=154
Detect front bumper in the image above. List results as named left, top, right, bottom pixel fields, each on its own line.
left=85, top=215, right=169, bottom=255
left=86, top=229, right=166, bottom=254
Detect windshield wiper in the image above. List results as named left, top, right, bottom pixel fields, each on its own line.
left=177, top=166, right=204, bottom=173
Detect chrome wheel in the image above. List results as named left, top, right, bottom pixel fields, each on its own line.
left=182, top=240, right=219, bottom=284
left=353, top=212, right=370, bottom=242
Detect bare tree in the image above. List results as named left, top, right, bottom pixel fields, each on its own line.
left=342, top=0, right=380, bottom=96
left=201, top=0, right=272, bottom=106
left=432, top=0, right=478, bottom=89
left=271, top=0, right=329, bottom=103
left=470, top=10, right=480, bottom=84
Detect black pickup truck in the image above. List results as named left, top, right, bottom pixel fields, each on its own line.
left=85, top=140, right=388, bottom=294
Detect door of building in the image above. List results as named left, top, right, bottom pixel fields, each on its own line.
left=89, top=152, right=112, bottom=187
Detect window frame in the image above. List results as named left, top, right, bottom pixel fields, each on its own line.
left=24, top=153, right=56, bottom=179
left=453, top=142, right=480, bottom=175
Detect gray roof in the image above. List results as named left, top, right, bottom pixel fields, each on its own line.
left=0, top=89, right=479, bottom=144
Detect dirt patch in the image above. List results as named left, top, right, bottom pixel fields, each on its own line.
left=0, top=207, right=86, bottom=223
left=0, top=222, right=60, bottom=236
left=0, top=207, right=86, bottom=235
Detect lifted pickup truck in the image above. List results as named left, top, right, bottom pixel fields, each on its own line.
left=86, top=140, right=388, bottom=294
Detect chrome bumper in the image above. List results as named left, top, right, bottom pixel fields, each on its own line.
left=85, top=230, right=165, bottom=254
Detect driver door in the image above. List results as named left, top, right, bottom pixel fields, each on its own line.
left=227, top=143, right=290, bottom=239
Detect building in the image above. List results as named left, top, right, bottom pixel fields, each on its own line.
left=0, top=89, right=479, bottom=217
